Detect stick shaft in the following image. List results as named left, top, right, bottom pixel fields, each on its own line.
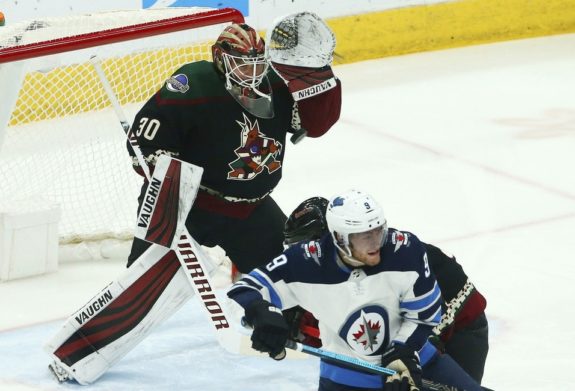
left=91, top=57, right=151, bottom=180
left=285, top=341, right=463, bottom=391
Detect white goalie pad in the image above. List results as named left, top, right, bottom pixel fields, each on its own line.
left=44, top=245, right=303, bottom=385
left=44, top=244, right=197, bottom=385
left=265, top=11, right=336, bottom=68
left=135, top=155, right=203, bottom=249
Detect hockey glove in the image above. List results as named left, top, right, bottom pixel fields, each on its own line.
left=266, top=12, right=337, bottom=101
left=245, top=299, right=290, bottom=360
left=270, top=63, right=336, bottom=101
left=283, top=306, right=322, bottom=348
left=380, top=344, right=422, bottom=391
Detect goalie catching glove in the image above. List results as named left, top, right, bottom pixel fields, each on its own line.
left=266, top=12, right=337, bottom=101
left=244, top=299, right=290, bottom=360
left=380, top=344, right=422, bottom=391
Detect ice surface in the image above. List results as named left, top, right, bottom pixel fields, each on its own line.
left=1, top=33, right=575, bottom=390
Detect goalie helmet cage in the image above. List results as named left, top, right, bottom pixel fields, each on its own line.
left=0, top=7, right=244, bottom=246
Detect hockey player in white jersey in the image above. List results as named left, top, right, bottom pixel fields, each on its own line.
left=228, top=189, right=482, bottom=391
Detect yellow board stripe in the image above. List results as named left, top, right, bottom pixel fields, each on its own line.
left=9, top=45, right=212, bottom=126
left=9, top=0, right=575, bottom=125
left=327, top=0, right=575, bottom=65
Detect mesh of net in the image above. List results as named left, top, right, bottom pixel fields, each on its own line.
left=0, top=9, right=229, bottom=243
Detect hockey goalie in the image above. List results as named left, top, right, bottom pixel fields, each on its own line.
left=44, top=10, right=340, bottom=385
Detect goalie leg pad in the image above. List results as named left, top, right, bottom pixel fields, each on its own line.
left=44, top=244, right=195, bottom=384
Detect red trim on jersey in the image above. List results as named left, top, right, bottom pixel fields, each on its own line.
left=453, top=289, right=487, bottom=332
left=440, top=289, right=487, bottom=343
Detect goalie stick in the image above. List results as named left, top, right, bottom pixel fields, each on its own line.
left=92, top=56, right=308, bottom=362
left=44, top=60, right=240, bottom=385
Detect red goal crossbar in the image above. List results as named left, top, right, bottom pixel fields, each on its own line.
left=0, top=8, right=244, bottom=64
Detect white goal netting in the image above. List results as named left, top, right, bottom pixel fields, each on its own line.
left=0, top=8, right=241, bottom=251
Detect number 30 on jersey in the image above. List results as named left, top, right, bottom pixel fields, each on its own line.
left=136, top=117, right=160, bottom=140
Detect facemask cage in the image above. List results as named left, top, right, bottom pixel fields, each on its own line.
left=221, top=51, right=269, bottom=97
left=212, top=23, right=273, bottom=117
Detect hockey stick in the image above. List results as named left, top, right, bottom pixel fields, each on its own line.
left=285, top=340, right=464, bottom=391
left=91, top=57, right=240, bottom=351
left=91, top=56, right=151, bottom=180
left=239, top=317, right=465, bottom=391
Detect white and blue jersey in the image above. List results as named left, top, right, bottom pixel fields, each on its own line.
left=228, top=228, right=442, bottom=389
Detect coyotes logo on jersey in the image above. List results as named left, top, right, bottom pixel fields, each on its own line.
left=228, top=114, right=283, bottom=180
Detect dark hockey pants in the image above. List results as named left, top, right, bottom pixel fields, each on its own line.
left=444, top=312, right=489, bottom=383
left=128, top=196, right=287, bottom=273
left=317, top=352, right=483, bottom=391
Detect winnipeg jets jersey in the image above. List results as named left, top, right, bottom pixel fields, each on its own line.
left=228, top=228, right=442, bottom=389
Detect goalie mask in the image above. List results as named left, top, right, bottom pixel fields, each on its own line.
left=284, top=197, right=329, bottom=246
left=326, top=190, right=388, bottom=267
left=212, top=23, right=273, bottom=118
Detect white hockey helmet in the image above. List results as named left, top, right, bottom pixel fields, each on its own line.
left=326, top=189, right=387, bottom=263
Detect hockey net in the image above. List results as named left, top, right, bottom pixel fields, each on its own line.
left=0, top=8, right=243, bottom=258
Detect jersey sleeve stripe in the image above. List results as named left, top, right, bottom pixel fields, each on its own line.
left=249, top=269, right=283, bottom=309
left=241, top=274, right=267, bottom=289
left=418, top=340, right=439, bottom=366
left=400, top=282, right=441, bottom=312
left=227, top=280, right=260, bottom=295
left=424, top=306, right=442, bottom=324
left=319, top=360, right=382, bottom=389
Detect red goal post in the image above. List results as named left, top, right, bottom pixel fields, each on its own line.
left=0, top=8, right=244, bottom=248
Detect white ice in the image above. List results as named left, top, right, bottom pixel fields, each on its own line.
left=1, top=33, right=575, bottom=390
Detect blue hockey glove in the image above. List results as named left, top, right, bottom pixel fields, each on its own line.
left=245, top=299, right=289, bottom=360
left=381, top=344, right=422, bottom=391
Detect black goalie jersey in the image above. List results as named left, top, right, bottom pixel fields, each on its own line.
left=128, top=61, right=341, bottom=202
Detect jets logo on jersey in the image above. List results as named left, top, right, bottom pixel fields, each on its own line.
left=166, top=74, right=190, bottom=93
left=228, top=114, right=283, bottom=180
left=339, top=305, right=390, bottom=356
left=391, top=231, right=410, bottom=253
left=302, top=240, right=322, bottom=266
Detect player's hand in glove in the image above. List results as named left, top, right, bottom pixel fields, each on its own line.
left=269, top=63, right=336, bottom=101
left=244, top=299, right=290, bottom=360
left=266, top=12, right=337, bottom=101
left=380, top=344, right=422, bottom=391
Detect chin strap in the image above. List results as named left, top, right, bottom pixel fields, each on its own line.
left=336, top=250, right=365, bottom=268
